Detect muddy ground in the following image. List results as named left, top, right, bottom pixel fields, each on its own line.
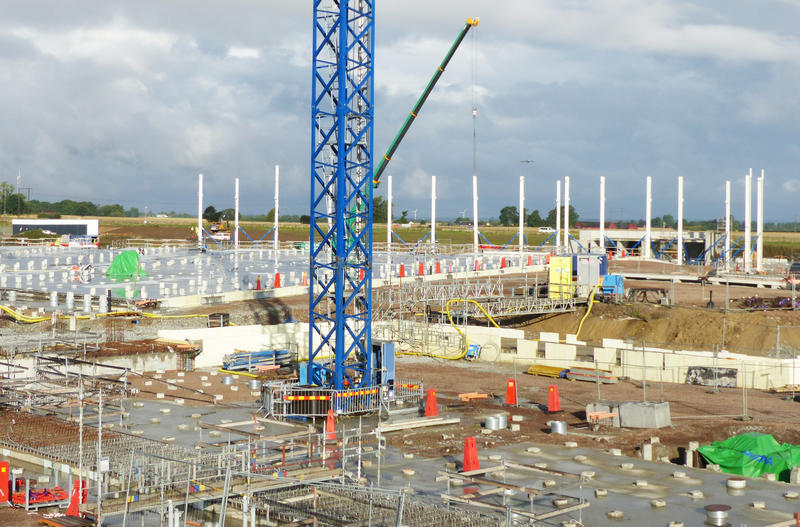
left=387, top=357, right=800, bottom=463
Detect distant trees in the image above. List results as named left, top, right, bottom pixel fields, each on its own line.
left=498, top=206, right=519, bottom=226
left=545, top=205, right=579, bottom=227
left=526, top=209, right=544, bottom=227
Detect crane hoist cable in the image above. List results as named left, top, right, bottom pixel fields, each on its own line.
left=397, top=297, right=500, bottom=360
left=372, top=17, right=479, bottom=188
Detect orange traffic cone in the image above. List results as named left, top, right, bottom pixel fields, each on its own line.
left=273, top=273, right=281, bottom=288
left=418, top=262, right=424, bottom=276
left=301, top=272, right=308, bottom=286
left=500, top=257, right=506, bottom=269
left=505, top=379, right=517, bottom=406
left=255, top=275, right=262, bottom=290
left=424, top=389, right=438, bottom=417
left=462, top=436, right=479, bottom=472
left=527, top=255, right=533, bottom=266
left=449, top=261, right=454, bottom=273
left=399, top=264, right=406, bottom=277
left=325, top=409, right=336, bottom=441
left=547, top=385, right=562, bottom=413
left=435, top=261, right=442, bottom=274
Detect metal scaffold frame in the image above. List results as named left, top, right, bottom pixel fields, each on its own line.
left=309, top=0, right=375, bottom=390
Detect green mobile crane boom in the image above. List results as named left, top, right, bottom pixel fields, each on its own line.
left=372, top=17, right=479, bottom=188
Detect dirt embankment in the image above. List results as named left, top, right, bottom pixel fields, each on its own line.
left=515, top=303, right=800, bottom=356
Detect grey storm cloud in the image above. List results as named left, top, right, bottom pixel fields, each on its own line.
left=1, top=0, right=799, bottom=220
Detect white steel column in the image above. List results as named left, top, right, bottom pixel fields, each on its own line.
left=599, top=176, right=605, bottom=253
left=757, top=169, right=764, bottom=272
left=387, top=175, right=393, bottom=271
left=197, top=174, right=203, bottom=249
left=431, top=175, right=437, bottom=245
left=725, top=180, right=731, bottom=272
left=645, top=176, right=652, bottom=259
left=563, top=176, right=570, bottom=250
left=234, top=178, right=240, bottom=251
left=273, top=165, right=280, bottom=250
left=745, top=169, right=752, bottom=273
left=677, top=176, right=684, bottom=265
left=555, top=180, right=561, bottom=249
left=519, top=175, right=525, bottom=256
left=472, top=174, right=479, bottom=253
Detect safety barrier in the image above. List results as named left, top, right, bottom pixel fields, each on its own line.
left=264, top=379, right=423, bottom=418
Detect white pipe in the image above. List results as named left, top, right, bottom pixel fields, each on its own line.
left=431, top=175, right=437, bottom=245
left=645, top=176, right=652, bottom=259
left=745, top=169, right=752, bottom=273
left=757, top=169, right=764, bottom=272
left=677, top=176, right=684, bottom=265
left=472, top=174, right=479, bottom=253
left=234, top=177, right=240, bottom=251
left=563, top=176, right=570, bottom=250
left=387, top=175, right=393, bottom=269
left=599, top=176, right=605, bottom=253
left=555, top=180, right=561, bottom=249
left=197, top=174, right=203, bottom=249
left=519, top=175, right=525, bottom=256
left=725, top=180, right=731, bottom=272
left=274, top=165, right=280, bottom=250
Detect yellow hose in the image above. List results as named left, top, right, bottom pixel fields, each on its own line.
left=397, top=298, right=501, bottom=360
left=218, top=368, right=260, bottom=378
left=575, top=283, right=601, bottom=340
left=0, top=304, right=208, bottom=324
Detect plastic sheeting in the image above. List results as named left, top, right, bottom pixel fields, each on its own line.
left=698, top=433, right=800, bottom=481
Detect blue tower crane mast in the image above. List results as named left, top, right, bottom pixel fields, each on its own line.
left=309, top=0, right=375, bottom=390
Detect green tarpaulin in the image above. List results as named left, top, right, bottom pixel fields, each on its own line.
left=105, top=250, right=148, bottom=282
left=698, top=433, right=800, bottom=481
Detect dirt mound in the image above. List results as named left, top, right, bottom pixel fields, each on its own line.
left=516, top=303, right=800, bottom=356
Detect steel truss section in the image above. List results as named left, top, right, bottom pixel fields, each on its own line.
left=309, top=0, right=375, bottom=390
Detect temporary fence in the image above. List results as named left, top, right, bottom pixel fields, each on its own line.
left=263, top=379, right=424, bottom=418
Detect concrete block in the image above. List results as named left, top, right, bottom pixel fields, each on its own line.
left=565, top=334, right=586, bottom=345
left=539, top=332, right=560, bottom=343
left=618, top=401, right=671, bottom=428
left=642, top=443, right=653, bottom=461
left=544, top=342, right=577, bottom=362
left=156, top=393, right=165, bottom=399
left=516, top=339, right=538, bottom=359
left=791, top=467, right=800, bottom=484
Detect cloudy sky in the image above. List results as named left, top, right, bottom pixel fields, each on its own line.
left=1, top=0, right=799, bottom=221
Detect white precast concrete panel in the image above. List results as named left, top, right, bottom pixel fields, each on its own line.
left=197, top=174, right=204, bottom=249
left=563, top=176, right=570, bottom=249
left=555, top=180, right=561, bottom=249
left=757, top=170, right=764, bottom=272
left=431, top=175, right=436, bottom=245
left=274, top=165, right=280, bottom=251
left=518, top=175, right=524, bottom=255
left=677, top=176, right=684, bottom=264
left=745, top=170, right=752, bottom=273
left=725, top=180, right=731, bottom=272
left=599, top=176, right=605, bottom=253
left=234, top=178, right=240, bottom=251
left=645, top=176, right=652, bottom=259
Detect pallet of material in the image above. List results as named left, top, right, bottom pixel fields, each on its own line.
left=769, top=385, right=800, bottom=393
left=566, top=367, right=618, bottom=384
left=526, top=365, right=566, bottom=378
left=458, top=392, right=489, bottom=402
left=377, top=416, right=460, bottom=433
